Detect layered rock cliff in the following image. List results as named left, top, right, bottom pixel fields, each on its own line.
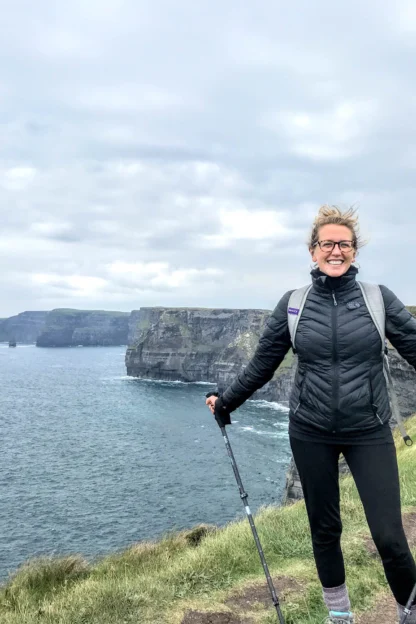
left=125, top=307, right=295, bottom=398
left=0, top=311, right=48, bottom=344
left=37, top=309, right=130, bottom=347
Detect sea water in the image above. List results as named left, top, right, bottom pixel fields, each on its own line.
left=0, top=344, right=292, bottom=582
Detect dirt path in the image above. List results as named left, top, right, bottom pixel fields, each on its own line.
left=181, top=576, right=300, bottom=623
left=181, top=512, right=416, bottom=624
left=357, top=512, right=416, bottom=624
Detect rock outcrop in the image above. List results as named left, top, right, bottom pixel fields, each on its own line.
left=0, top=311, right=48, bottom=344
left=125, top=307, right=295, bottom=398
left=37, top=309, right=130, bottom=347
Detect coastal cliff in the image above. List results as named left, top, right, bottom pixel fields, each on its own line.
left=37, top=309, right=130, bottom=347
left=125, top=307, right=295, bottom=399
left=0, top=311, right=48, bottom=344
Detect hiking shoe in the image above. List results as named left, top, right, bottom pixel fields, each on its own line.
left=324, top=611, right=355, bottom=623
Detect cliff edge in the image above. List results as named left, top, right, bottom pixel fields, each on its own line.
left=125, top=306, right=295, bottom=401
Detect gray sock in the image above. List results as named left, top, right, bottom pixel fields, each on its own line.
left=397, top=602, right=416, bottom=623
left=322, top=583, right=351, bottom=613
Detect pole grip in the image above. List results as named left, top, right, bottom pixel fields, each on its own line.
left=206, top=391, right=231, bottom=428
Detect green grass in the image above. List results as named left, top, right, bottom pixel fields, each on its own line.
left=1, top=418, right=416, bottom=623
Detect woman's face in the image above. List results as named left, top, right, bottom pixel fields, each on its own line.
left=310, top=224, right=356, bottom=277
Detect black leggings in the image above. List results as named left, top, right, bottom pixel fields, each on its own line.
left=290, top=436, right=416, bottom=606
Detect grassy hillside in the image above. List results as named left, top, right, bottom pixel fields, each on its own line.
left=1, top=419, right=416, bottom=624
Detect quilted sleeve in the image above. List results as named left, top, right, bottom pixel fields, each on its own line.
left=218, top=290, right=293, bottom=412
left=381, top=285, right=416, bottom=370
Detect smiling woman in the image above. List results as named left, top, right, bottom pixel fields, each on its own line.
left=309, top=205, right=363, bottom=277
left=206, top=204, right=416, bottom=624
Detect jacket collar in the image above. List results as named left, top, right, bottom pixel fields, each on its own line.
left=311, top=265, right=359, bottom=293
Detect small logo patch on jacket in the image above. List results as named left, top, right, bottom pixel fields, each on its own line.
left=347, top=302, right=361, bottom=310
left=288, top=307, right=300, bottom=315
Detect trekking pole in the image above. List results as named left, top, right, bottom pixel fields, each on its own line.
left=206, top=392, right=285, bottom=624
left=400, top=583, right=416, bottom=624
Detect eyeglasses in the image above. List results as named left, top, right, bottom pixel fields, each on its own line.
left=315, top=240, right=355, bottom=252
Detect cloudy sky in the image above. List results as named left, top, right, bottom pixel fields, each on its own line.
left=1, top=0, right=416, bottom=317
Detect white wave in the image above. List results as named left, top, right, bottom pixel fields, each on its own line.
left=101, top=375, right=137, bottom=381
left=248, top=399, right=290, bottom=413
left=191, top=381, right=217, bottom=386
left=269, top=456, right=292, bottom=464
left=142, top=377, right=190, bottom=386
left=257, top=430, right=288, bottom=438
left=123, top=376, right=216, bottom=387
left=0, top=343, right=36, bottom=348
left=240, top=427, right=288, bottom=438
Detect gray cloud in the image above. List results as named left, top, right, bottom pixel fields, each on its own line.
left=0, top=0, right=416, bottom=316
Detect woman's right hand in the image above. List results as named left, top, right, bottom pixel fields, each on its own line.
left=205, top=392, right=231, bottom=427
left=205, top=394, right=218, bottom=415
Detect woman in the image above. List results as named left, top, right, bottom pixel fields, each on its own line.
left=206, top=206, right=416, bottom=624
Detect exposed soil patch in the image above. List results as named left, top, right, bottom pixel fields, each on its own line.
left=181, top=612, right=252, bottom=624
left=402, top=512, right=416, bottom=546
left=181, top=576, right=299, bottom=623
left=355, top=594, right=398, bottom=624
left=225, top=576, right=301, bottom=612
left=364, top=511, right=416, bottom=557
left=357, top=512, right=416, bottom=622
left=182, top=513, right=416, bottom=624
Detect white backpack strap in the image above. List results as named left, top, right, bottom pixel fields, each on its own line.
left=357, top=281, right=412, bottom=445
left=287, top=285, right=312, bottom=351
left=357, top=281, right=385, bottom=355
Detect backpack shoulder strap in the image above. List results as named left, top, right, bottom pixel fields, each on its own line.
left=357, top=281, right=412, bottom=445
left=287, top=285, right=312, bottom=351
left=357, top=281, right=385, bottom=355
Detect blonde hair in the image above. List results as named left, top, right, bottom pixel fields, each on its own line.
left=309, top=205, right=364, bottom=250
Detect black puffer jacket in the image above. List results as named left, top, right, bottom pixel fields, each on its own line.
left=217, top=266, right=416, bottom=434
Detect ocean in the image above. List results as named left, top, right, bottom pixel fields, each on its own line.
left=0, top=344, right=292, bottom=583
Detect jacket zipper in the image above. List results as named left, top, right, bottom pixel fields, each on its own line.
left=331, top=291, right=339, bottom=433
left=294, top=370, right=305, bottom=414
left=374, top=412, right=383, bottom=425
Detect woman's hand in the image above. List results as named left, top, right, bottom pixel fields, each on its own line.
left=205, top=392, right=231, bottom=427
left=205, top=394, right=218, bottom=414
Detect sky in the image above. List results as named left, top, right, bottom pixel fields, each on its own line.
left=1, top=0, right=416, bottom=317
